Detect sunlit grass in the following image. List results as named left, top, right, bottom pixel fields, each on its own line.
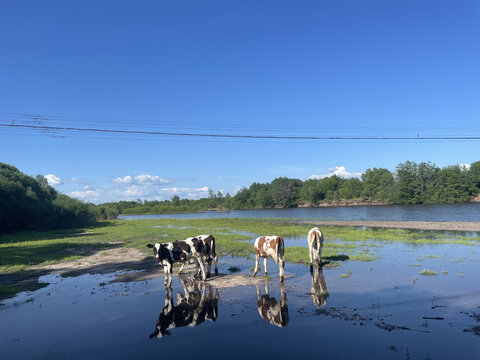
left=420, top=269, right=437, bottom=276
left=1, top=217, right=479, bottom=274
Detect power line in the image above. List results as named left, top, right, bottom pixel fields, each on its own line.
left=1, top=123, right=480, bottom=141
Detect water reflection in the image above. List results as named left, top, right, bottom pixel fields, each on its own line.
left=256, top=283, right=289, bottom=328
left=310, top=266, right=328, bottom=307
left=149, top=276, right=219, bottom=339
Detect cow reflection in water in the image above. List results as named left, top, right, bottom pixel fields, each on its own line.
left=310, top=266, right=328, bottom=307
left=256, top=283, right=289, bottom=327
left=149, top=276, right=219, bottom=338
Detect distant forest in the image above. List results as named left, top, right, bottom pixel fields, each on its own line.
left=105, top=160, right=480, bottom=215
left=0, top=163, right=117, bottom=232
left=2, top=160, right=480, bottom=231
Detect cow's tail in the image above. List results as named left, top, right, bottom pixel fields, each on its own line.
left=211, top=235, right=219, bottom=275
left=276, top=238, right=285, bottom=263
left=313, top=229, right=321, bottom=261
left=211, top=235, right=216, bottom=258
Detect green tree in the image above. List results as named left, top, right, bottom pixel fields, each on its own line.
left=362, top=168, right=395, bottom=202
left=269, top=177, right=302, bottom=208
left=338, top=178, right=363, bottom=199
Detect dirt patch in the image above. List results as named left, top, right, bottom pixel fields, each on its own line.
left=299, top=220, right=480, bottom=232
left=1, top=246, right=290, bottom=301
left=471, top=194, right=480, bottom=203
left=28, top=245, right=148, bottom=273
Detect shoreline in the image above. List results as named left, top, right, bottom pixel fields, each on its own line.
left=299, top=220, right=480, bottom=232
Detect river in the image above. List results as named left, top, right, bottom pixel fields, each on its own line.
left=119, top=203, right=480, bottom=222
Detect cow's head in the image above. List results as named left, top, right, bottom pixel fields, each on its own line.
left=147, top=243, right=162, bottom=260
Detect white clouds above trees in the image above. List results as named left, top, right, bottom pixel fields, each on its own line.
left=309, top=166, right=362, bottom=180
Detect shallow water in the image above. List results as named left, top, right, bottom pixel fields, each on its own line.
left=1, top=244, right=480, bottom=359
left=119, top=202, right=480, bottom=222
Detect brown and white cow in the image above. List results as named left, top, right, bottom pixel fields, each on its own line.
left=256, top=283, right=289, bottom=328
left=253, top=235, right=285, bottom=282
left=310, top=265, right=328, bottom=307
left=307, top=227, right=324, bottom=269
left=178, top=234, right=218, bottom=277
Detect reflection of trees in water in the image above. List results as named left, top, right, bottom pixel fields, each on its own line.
left=256, top=283, right=289, bottom=328
left=149, top=276, right=219, bottom=339
left=311, top=266, right=328, bottom=308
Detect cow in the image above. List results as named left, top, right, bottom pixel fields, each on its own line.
left=147, top=237, right=207, bottom=286
left=178, top=234, right=219, bottom=277
left=256, top=283, right=289, bottom=328
left=253, top=235, right=285, bottom=282
left=310, top=265, right=328, bottom=307
left=149, top=277, right=219, bottom=339
left=307, top=227, right=324, bottom=270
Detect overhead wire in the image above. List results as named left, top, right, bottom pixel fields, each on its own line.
left=1, top=112, right=479, bottom=142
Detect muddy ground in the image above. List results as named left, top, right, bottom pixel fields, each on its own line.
left=1, top=246, right=277, bottom=293
left=301, top=220, right=480, bottom=232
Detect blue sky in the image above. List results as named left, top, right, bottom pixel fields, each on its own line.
left=1, top=0, right=479, bottom=204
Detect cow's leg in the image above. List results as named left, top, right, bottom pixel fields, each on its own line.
left=213, top=254, right=219, bottom=275
left=280, top=283, right=287, bottom=307
left=196, top=256, right=207, bottom=282
left=308, top=249, right=313, bottom=272
left=263, top=258, right=268, bottom=276
left=206, top=256, right=212, bottom=277
left=178, top=262, right=185, bottom=274
left=195, top=259, right=202, bottom=278
left=279, top=257, right=285, bottom=282
left=167, top=263, right=174, bottom=286
left=318, top=242, right=324, bottom=267
left=253, top=254, right=260, bottom=277
left=163, top=264, right=170, bottom=286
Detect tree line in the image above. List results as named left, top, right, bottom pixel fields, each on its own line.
left=111, top=160, right=480, bottom=215
left=2, top=160, right=479, bottom=231
left=0, top=163, right=117, bottom=232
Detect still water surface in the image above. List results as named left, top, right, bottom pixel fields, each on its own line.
left=1, top=243, right=480, bottom=360
left=119, top=203, right=480, bottom=222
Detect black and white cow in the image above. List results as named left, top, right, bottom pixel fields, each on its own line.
left=256, top=283, right=289, bottom=328
left=178, top=234, right=219, bottom=277
left=149, top=277, right=219, bottom=339
left=310, top=265, right=328, bottom=307
left=147, top=237, right=206, bottom=286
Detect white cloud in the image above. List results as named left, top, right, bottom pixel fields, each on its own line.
left=44, top=174, right=63, bottom=186
left=113, top=175, right=133, bottom=184
left=232, top=186, right=243, bottom=195
left=69, top=189, right=102, bottom=201
left=134, top=174, right=171, bottom=185
left=72, top=177, right=92, bottom=186
left=459, top=163, right=471, bottom=170
left=113, top=174, right=172, bottom=186
left=309, top=166, right=362, bottom=180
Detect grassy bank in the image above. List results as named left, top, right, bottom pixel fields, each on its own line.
left=1, top=217, right=479, bottom=298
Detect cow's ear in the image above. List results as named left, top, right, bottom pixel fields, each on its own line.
left=147, top=244, right=154, bottom=248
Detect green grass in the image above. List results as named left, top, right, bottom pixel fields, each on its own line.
left=1, top=217, right=479, bottom=300
left=419, top=269, right=437, bottom=276
left=1, top=217, right=479, bottom=274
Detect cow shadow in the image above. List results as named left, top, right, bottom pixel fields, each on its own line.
left=310, top=266, right=329, bottom=307
left=256, top=282, right=289, bottom=328
left=149, top=275, right=219, bottom=339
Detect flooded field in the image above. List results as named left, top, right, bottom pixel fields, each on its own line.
left=1, top=239, right=480, bottom=360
